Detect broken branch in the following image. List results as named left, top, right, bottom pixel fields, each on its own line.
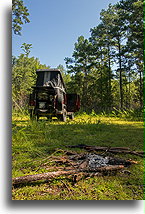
left=67, top=145, right=144, bottom=157
left=12, top=164, right=125, bottom=185
left=12, top=170, right=78, bottom=185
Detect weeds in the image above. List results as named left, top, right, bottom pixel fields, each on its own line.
left=110, top=108, right=143, bottom=121
left=12, top=113, right=144, bottom=200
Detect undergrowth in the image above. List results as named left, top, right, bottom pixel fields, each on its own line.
left=12, top=112, right=144, bottom=200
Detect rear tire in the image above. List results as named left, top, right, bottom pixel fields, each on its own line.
left=47, top=115, right=52, bottom=120
left=57, top=93, right=63, bottom=111
left=57, top=111, right=67, bottom=122
left=69, top=113, right=74, bottom=120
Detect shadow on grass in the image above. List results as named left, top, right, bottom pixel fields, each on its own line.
left=12, top=118, right=144, bottom=157
left=11, top=118, right=144, bottom=201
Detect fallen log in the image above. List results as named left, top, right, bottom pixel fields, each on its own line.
left=86, top=146, right=130, bottom=151
left=127, top=160, right=138, bottom=164
left=67, top=145, right=130, bottom=151
left=107, top=150, right=144, bottom=157
left=136, top=151, right=144, bottom=155
left=12, top=170, right=78, bottom=185
left=95, top=165, right=124, bottom=172
left=12, top=165, right=125, bottom=185
left=67, top=145, right=144, bottom=157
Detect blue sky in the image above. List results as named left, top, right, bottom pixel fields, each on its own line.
left=12, top=0, right=119, bottom=69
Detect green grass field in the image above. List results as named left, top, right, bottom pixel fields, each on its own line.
left=12, top=113, right=144, bottom=200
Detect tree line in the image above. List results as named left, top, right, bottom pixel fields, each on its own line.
left=65, top=0, right=144, bottom=113
left=12, top=43, right=65, bottom=110
left=12, top=0, right=144, bottom=115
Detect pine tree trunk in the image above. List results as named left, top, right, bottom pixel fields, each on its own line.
left=82, top=65, right=88, bottom=111
left=139, top=69, right=143, bottom=108
left=107, top=44, right=112, bottom=112
left=128, top=70, right=131, bottom=109
left=118, top=37, right=123, bottom=110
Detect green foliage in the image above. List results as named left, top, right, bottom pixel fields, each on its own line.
left=12, top=44, right=68, bottom=113
left=12, top=44, right=50, bottom=111
left=12, top=0, right=144, bottom=201
left=12, top=114, right=144, bottom=200
left=12, top=0, right=30, bottom=35
left=12, top=0, right=143, bottom=116
left=65, top=36, right=95, bottom=111
left=21, top=43, right=32, bottom=56
left=65, top=0, right=143, bottom=113
left=56, top=64, right=71, bottom=86
left=110, top=107, right=143, bottom=121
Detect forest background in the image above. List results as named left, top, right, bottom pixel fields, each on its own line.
left=12, top=0, right=144, bottom=118
left=10, top=0, right=144, bottom=203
